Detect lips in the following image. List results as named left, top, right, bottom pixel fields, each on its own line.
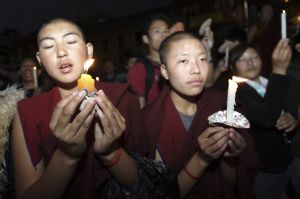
left=59, top=63, right=73, bottom=74
left=187, top=79, right=204, bottom=86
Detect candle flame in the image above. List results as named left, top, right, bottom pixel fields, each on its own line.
left=83, top=59, right=95, bottom=73
left=232, top=76, right=248, bottom=83
left=282, top=10, right=286, bottom=13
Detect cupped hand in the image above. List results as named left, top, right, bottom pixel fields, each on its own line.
left=93, top=90, right=126, bottom=156
left=49, top=91, right=96, bottom=159
left=223, top=129, right=246, bottom=157
left=197, top=127, right=229, bottom=164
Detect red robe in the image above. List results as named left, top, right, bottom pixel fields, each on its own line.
left=142, top=86, right=259, bottom=199
left=17, top=82, right=147, bottom=199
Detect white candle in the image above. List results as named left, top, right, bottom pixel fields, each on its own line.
left=224, top=47, right=229, bottom=67
left=281, top=10, right=287, bottom=39
left=227, top=79, right=238, bottom=123
left=32, top=67, right=38, bottom=88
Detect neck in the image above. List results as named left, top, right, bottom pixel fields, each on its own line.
left=147, top=50, right=160, bottom=64
left=57, top=82, right=78, bottom=98
left=170, top=91, right=197, bottom=116
left=23, top=82, right=35, bottom=90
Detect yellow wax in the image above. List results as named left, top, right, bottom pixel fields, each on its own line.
left=77, top=74, right=95, bottom=94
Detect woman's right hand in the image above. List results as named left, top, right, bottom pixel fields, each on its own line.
left=49, top=91, right=95, bottom=160
left=197, top=127, right=230, bottom=164
left=271, top=39, right=291, bottom=75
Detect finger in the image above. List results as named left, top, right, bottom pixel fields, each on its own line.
left=69, top=98, right=95, bottom=135
left=200, top=127, right=226, bottom=139
left=97, top=90, right=125, bottom=125
left=96, top=91, right=124, bottom=136
left=74, top=110, right=95, bottom=141
left=204, top=131, right=229, bottom=155
left=94, top=122, right=104, bottom=142
left=285, top=124, right=297, bottom=132
left=49, top=93, right=75, bottom=130
left=272, top=39, right=284, bottom=58
left=211, top=142, right=228, bottom=159
left=55, top=91, right=86, bottom=132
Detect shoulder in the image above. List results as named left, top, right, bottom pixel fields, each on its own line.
left=18, top=87, right=59, bottom=119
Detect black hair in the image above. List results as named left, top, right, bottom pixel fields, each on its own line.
left=169, top=15, right=188, bottom=29
left=229, top=44, right=262, bottom=72
left=37, top=18, right=87, bottom=46
left=159, top=31, right=201, bottom=65
left=142, top=14, right=170, bottom=36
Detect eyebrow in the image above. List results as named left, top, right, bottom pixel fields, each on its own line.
left=38, top=32, right=82, bottom=45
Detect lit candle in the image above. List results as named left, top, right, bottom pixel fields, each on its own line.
left=95, top=76, right=100, bottom=82
left=227, top=79, right=238, bottom=123
left=281, top=10, right=287, bottom=39
left=77, top=59, right=95, bottom=95
left=32, top=67, right=38, bottom=88
left=224, top=47, right=229, bottom=67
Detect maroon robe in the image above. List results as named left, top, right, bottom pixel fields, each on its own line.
left=142, top=86, right=259, bottom=199
left=17, top=82, right=147, bottom=199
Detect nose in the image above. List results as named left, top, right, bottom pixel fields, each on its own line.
left=246, top=59, right=253, bottom=66
left=190, top=60, right=201, bottom=75
left=56, top=44, right=68, bottom=59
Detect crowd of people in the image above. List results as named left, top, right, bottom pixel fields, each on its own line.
left=0, top=3, right=299, bottom=199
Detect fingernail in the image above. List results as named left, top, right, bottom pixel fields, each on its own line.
left=73, top=92, right=78, bottom=96
left=79, top=90, right=86, bottom=97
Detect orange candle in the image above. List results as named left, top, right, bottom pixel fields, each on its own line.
left=77, top=59, right=95, bottom=95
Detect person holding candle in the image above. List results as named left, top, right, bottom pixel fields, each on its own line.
left=136, top=31, right=259, bottom=199
left=229, top=40, right=298, bottom=199
left=17, top=57, right=42, bottom=97
left=12, top=18, right=180, bottom=199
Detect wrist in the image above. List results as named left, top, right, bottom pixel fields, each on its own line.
left=272, top=68, right=286, bottom=75
left=97, top=146, right=122, bottom=168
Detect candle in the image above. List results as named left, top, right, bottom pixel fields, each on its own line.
left=227, top=79, right=238, bottom=123
left=95, top=76, right=100, bottom=82
left=77, top=59, right=95, bottom=95
left=224, top=47, right=229, bottom=67
left=32, top=67, right=38, bottom=88
left=281, top=10, right=287, bottom=39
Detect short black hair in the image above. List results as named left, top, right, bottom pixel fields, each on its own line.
left=159, top=31, right=201, bottom=65
left=37, top=18, right=87, bottom=46
left=142, top=14, right=170, bottom=36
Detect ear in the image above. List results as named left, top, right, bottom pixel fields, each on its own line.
left=142, top=35, right=149, bottom=45
left=160, top=64, right=169, bottom=80
left=86, top=43, right=94, bottom=59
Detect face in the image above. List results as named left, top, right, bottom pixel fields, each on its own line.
left=234, top=47, right=262, bottom=80
left=144, top=20, right=169, bottom=52
left=170, top=22, right=185, bottom=34
left=161, top=37, right=209, bottom=98
left=19, top=58, right=38, bottom=82
left=36, top=20, right=93, bottom=85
